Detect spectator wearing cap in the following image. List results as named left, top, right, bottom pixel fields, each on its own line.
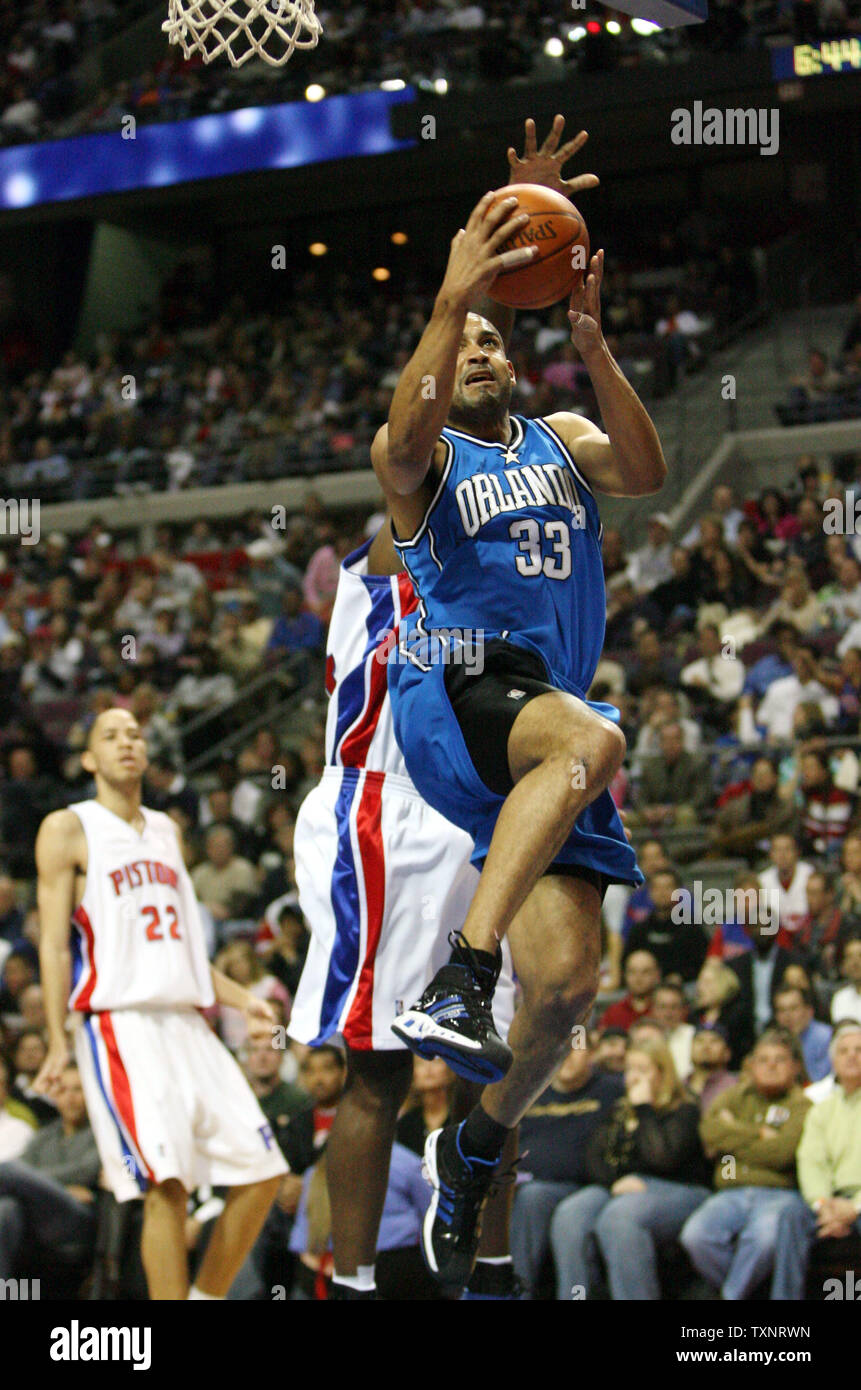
left=686, top=1026, right=737, bottom=1112
left=598, top=951, right=660, bottom=1033
left=631, top=723, right=713, bottom=831
left=626, top=514, right=673, bottom=595
left=680, top=1029, right=811, bottom=1300
left=772, top=1021, right=861, bottom=1299
left=510, top=1037, right=624, bottom=1298
left=773, top=985, right=833, bottom=1083
left=692, top=958, right=754, bottom=1070
left=623, top=870, right=709, bottom=984
left=831, top=934, right=861, bottom=1024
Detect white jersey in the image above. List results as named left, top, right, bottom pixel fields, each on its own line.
left=323, top=537, right=418, bottom=775
left=68, top=799, right=215, bottom=1013
left=291, top=537, right=518, bottom=1051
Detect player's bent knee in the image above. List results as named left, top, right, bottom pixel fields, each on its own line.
left=591, top=719, right=627, bottom=784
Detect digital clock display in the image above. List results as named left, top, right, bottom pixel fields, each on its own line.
left=771, top=37, right=861, bottom=78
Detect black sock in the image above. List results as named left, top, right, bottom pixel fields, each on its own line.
left=458, top=1104, right=510, bottom=1163
left=450, top=940, right=500, bottom=989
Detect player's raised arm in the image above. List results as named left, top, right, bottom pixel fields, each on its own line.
left=472, top=117, right=599, bottom=354
left=372, top=191, right=537, bottom=500
left=32, top=809, right=83, bottom=1093
left=547, top=249, right=667, bottom=498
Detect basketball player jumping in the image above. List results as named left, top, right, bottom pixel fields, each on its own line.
left=32, top=707, right=287, bottom=1300
left=379, top=171, right=667, bottom=1287
left=289, top=116, right=600, bottom=1301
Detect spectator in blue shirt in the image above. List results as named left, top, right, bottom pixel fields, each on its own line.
left=510, top=1035, right=624, bottom=1297
left=741, top=623, right=796, bottom=698
left=773, top=984, right=832, bottom=1082
left=288, top=1143, right=440, bottom=1300
left=266, top=584, right=324, bottom=660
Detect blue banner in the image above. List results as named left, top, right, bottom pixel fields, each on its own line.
left=0, top=87, right=415, bottom=212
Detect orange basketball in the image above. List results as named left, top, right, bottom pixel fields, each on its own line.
left=489, top=184, right=589, bottom=311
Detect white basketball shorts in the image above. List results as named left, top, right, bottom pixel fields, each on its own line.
left=289, top=768, right=515, bottom=1052
left=73, top=1006, right=287, bottom=1202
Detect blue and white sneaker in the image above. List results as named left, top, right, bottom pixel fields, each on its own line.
left=390, top=935, right=512, bottom=1084
left=421, top=1123, right=498, bottom=1291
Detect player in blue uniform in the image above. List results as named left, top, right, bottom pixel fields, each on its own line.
left=373, top=175, right=667, bottom=1288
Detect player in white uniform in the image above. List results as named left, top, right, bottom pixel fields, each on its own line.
left=33, top=707, right=287, bottom=1300
left=289, top=520, right=518, bottom=1299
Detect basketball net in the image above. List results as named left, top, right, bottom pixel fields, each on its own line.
left=163, top=0, right=322, bottom=67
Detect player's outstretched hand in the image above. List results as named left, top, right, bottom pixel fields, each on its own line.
left=568, top=248, right=604, bottom=357
left=507, top=115, right=600, bottom=198
left=440, top=190, right=537, bottom=309
left=244, top=994, right=277, bottom=1044
left=32, top=1042, right=70, bottom=1096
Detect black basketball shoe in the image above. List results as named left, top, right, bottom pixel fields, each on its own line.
left=390, top=933, right=513, bottom=1083
left=420, top=1122, right=499, bottom=1292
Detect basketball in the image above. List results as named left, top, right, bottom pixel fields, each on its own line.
left=488, top=184, right=589, bottom=311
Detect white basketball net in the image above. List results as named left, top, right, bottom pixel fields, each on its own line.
left=163, top=0, right=323, bottom=67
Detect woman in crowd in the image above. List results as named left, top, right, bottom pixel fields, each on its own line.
left=214, top=939, right=290, bottom=1052
left=691, top=958, right=753, bottom=1069
left=547, top=1038, right=710, bottom=1300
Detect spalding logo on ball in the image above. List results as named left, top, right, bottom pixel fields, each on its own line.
left=489, top=185, right=590, bottom=312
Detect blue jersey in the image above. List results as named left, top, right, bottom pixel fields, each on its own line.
left=393, top=415, right=604, bottom=696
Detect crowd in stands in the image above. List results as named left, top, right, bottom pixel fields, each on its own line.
left=2, top=294, right=861, bottom=1295
left=2, top=442, right=861, bottom=1296
left=4, top=0, right=861, bottom=147
left=0, top=232, right=761, bottom=507
left=776, top=296, right=861, bottom=426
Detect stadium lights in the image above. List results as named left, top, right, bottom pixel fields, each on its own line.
left=309, top=243, right=328, bottom=256
left=631, top=17, right=662, bottom=32
left=544, top=36, right=565, bottom=56
left=434, top=77, right=448, bottom=94
left=568, top=25, right=587, bottom=40
left=606, top=19, right=622, bottom=33
left=372, top=267, right=391, bottom=281
left=586, top=20, right=602, bottom=33
left=380, top=78, right=406, bottom=91
left=391, top=232, right=408, bottom=245
left=305, top=83, right=326, bottom=101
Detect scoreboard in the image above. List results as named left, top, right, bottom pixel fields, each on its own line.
left=771, top=37, right=861, bottom=78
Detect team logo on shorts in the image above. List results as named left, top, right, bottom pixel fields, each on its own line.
left=507, top=689, right=527, bottom=699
